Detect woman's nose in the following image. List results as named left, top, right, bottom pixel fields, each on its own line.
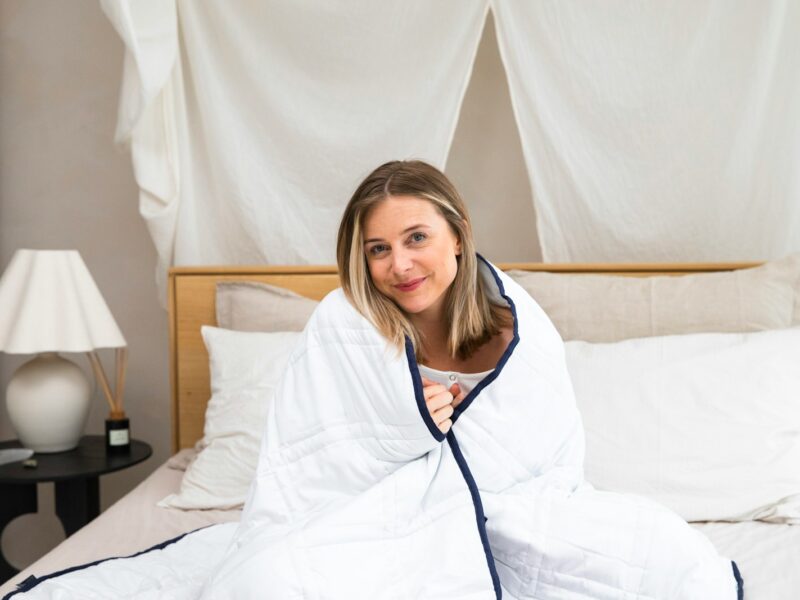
left=391, top=247, right=413, bottom=274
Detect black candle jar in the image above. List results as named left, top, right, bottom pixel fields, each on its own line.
left=105, top=417, right=131, bottom=454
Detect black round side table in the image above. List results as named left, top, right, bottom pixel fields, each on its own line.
left=0, top=435, right=152, bottom=583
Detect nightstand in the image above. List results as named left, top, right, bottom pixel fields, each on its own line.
left=0, top=435, right=152, bottom=582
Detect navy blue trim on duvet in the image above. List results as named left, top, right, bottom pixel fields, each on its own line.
left=2, top=524, right=218, bottom=599
left=406, top=335, right=446, bottom=442
left=447, top=431, right=503, bottom=599
left=452, top=255, right=519, bottom=423
left=732, top=560, right=744, bottom=600
left=406, top=255, right=515, bottom=599
left=408, top=341, right=503, bottom=597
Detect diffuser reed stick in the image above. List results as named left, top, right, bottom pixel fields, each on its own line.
left=114, top=346, right=128, bottom=417
left=87, top=351, right=118, bottom=415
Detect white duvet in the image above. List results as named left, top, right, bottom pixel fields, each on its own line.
left=6, top=259, right=743, bottom=599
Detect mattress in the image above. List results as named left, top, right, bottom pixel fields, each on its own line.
left=1, top=450, right=796, bottom=599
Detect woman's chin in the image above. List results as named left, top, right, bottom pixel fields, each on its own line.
left=394, top=297, right=428, bottom=315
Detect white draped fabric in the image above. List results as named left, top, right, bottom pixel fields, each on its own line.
left=492, top=0, right=800, bottom=262
left=101, top=0, right=489, bottom=305
left=102, top=1, right=800, bottom=301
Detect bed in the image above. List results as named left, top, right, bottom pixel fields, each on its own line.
left=2, top=258, right=799, bottom=599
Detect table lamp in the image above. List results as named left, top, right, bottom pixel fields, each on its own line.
left=0, top=249, right=128, bottom=453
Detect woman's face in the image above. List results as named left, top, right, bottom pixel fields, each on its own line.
left=363, top=195, right=462, bottom=320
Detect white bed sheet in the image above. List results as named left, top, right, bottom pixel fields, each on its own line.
left=1, top=451, right=796, bottom=599
left=693, top=520, right=800, bottom=600
left=0, top=450, right=240, bottom=598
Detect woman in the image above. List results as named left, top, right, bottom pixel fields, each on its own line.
left=199, top=160, right=741, bottom=599
left=324, top=159, right=744, bottom=599
left=337, top=159, right=515, bottom=435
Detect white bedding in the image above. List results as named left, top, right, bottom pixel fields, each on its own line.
left=1, top=259, right=798, bottom=597
left=1, top=449, right=797, bottom=599
left=0, top=449, right=240, bottom=598
left=693, top=521, right=800, bottom=600
left=3, top=261, right=744, bottom=599
left=194, top=262, right=739, bottom=599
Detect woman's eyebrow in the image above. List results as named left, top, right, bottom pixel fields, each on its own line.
left=364, top=224, right=431, bottom=243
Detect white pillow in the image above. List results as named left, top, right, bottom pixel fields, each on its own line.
left=565, top=326, right=800, bottom=523
left=159, top=326, right=302, bottom=510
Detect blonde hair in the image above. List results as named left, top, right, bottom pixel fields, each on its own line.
left=336, top=160, right=511, bottom=363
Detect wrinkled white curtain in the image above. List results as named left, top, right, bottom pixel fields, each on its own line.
left=101, top=0, right=489, bottom=305
left=492, top=0, right=800, bottom=262
left=103, top=0, right=800, bottom=297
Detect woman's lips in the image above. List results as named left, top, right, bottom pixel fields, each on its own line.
left=395, top=277, right=426, bottom=292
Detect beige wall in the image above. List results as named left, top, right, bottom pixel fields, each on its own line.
left=447, top=13, right=541, bottom=262
left=0, top=1, right=539, bottom=571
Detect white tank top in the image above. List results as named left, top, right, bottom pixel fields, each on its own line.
left=417, top=363, right=495, bottom=396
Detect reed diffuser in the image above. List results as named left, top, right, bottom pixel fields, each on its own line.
left=88, top=347, right=130, bottom=453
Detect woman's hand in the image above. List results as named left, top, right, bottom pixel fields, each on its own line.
left=421, top=376, right=462, bottom=434
left=450, top=385, right=466, bottom=410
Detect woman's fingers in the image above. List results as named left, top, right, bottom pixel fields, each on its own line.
left=448, top=383, right=466, bottom=408
left=431, top=403, right=454, bottom=423
left=422, top=380, right=450, bottom=406
left=450, top=383, right=466, bottom=409
left=421, top=377, right=459, bottom=433
left=423, top=382, right=447, bottom=397
left=425, top=390, right=453, bottom=411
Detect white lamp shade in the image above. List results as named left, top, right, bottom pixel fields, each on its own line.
left=0, top=249, right=127, bottom=353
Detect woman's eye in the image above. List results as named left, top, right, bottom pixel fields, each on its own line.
left=410, top=232, right=427, bottom=243
left=368, top=245, right=387, bottom=256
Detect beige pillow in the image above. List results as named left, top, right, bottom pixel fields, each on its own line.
left=508, top=253, right=800, bottom=341
left=216, top=281, right=318, bottom=331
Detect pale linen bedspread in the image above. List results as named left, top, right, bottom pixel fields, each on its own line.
left=0, top=449, right=240, bottom=598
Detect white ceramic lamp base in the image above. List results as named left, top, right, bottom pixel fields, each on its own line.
left=6, top=353, right=92, bottom=453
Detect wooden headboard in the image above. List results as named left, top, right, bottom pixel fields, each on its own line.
left=167, top=261, right=759, bottom=453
